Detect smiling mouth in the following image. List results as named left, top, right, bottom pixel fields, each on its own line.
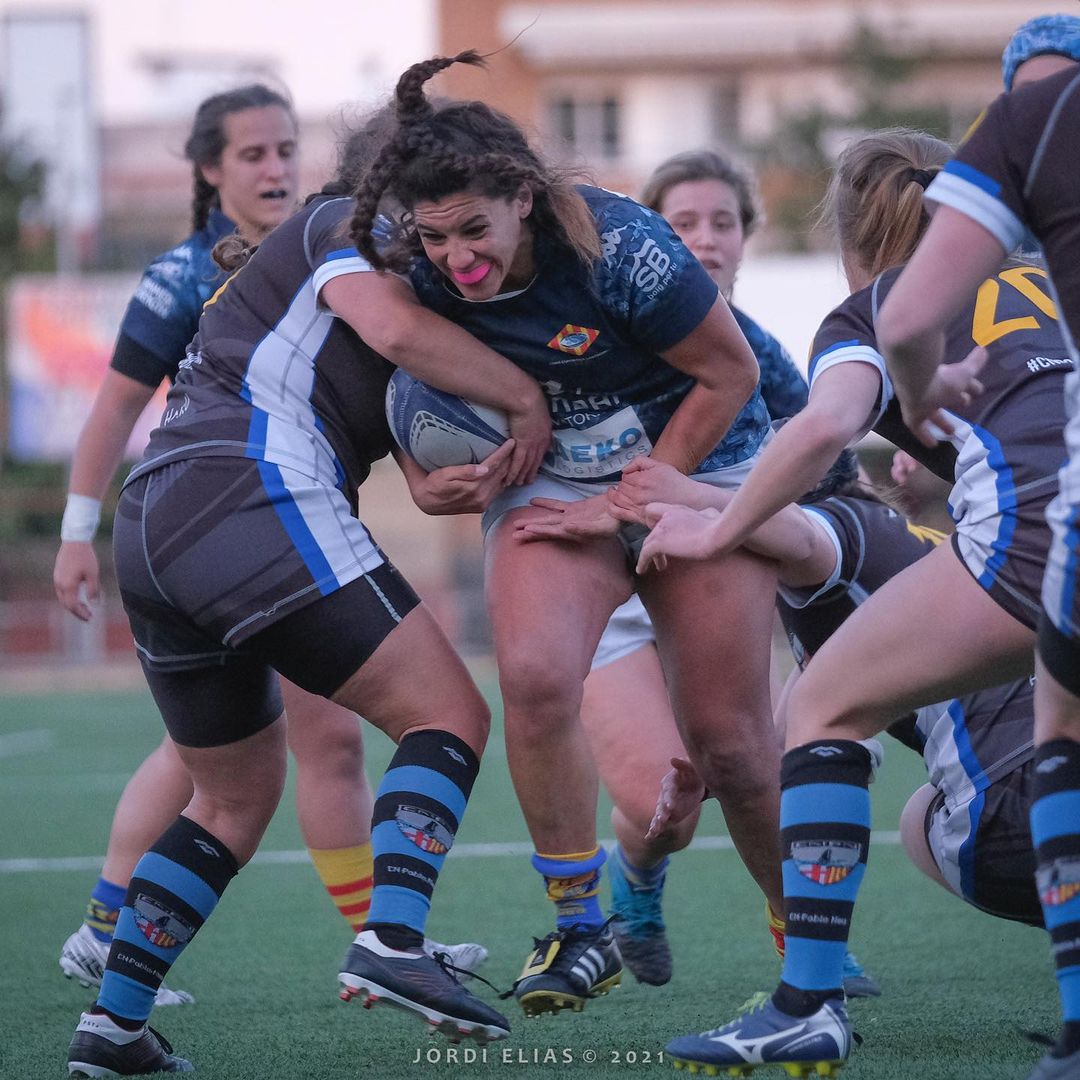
left=452, top=263, right=492, bottom=285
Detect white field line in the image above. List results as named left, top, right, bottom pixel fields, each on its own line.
left=0, top=729, right=54, bottom=758
left=0, top=831, right=903, bottom=874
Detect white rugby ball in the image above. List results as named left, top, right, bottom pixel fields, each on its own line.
left=386, top=369, right=510, bottom=471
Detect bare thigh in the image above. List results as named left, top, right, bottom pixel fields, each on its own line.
left=787, top=542, right=1035, bottom=747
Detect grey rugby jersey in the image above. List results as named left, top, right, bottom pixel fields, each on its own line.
left=127, top=196, right=395, bottom=513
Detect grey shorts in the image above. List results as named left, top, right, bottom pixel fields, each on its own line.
left=926, top=762, right=1042, bottom=927
left=114, top=456, right=419, bottom=746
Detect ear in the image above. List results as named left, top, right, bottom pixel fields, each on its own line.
left=515, top=184, right=533, bottom=219
left=199, top=162, right=223, bottom=190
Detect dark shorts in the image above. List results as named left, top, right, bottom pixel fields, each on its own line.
left=114, top=456, right=420, bottom=747
left=925, top=762, right=1043, bottom=927
left=951, top=475, right=1056, bottom=632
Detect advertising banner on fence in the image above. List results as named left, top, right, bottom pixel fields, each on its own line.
left=6, top=273, right=167, bottom=462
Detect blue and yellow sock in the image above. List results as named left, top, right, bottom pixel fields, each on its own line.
left=1031, top=739, right=1080, bottom=1057
left=532, top=846, right=607, bottom=929
left=96, top=816, right=237, bottom=1024
left=774, top=740, right=872, bottom=1017
left=84, top=877, right=126, bottom=943
left=366, top=729, right=479, bottom=949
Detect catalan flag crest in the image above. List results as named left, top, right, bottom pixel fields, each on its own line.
left=547, top=324, right=599, bottom=356
left=1038, top=858, right=1080, bottom=907
left=791, top=839, right=862, bottom=886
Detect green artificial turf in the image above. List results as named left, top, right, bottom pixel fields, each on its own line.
left=0, top=684, right=1058, bottom=1079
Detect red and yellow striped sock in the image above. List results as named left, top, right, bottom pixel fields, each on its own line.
left=309, top=843, right=374, bottom=933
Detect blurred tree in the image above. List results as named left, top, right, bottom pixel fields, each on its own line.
left=755, top=23, right=953, bottom=251
left=0, top=133, right=48, bottom=275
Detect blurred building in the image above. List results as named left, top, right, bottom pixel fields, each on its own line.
left=434, top=0, right=1068, bottom=213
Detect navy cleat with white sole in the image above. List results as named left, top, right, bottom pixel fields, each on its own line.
left=339, top=930, right=509, bottom=1044
left=666, top=995, right=851, bottom=1077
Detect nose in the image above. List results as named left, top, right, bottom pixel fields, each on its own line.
left=263, top=151, right=288, bottom=183
left=446, top=238, right=475, bottom=271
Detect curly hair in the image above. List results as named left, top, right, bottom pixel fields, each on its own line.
left=349, top=51, right=600, bottom=273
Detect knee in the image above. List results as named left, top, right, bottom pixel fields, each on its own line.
left=684, top=728, right=779, bottom=802
left=289, top=714, right=364, bottom=779
left=499, top=649, right=581, bottom=730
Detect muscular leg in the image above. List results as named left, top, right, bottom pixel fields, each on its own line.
left=484, top=508, right=631, bottom=857
left=582, top=643, right=699, bottom=865
left=284, top=680, right=372, bottom=851
left=100, top=737, right=193, bottom=885
left=640, top=549, right=783, bottom=914
left=787, top=543, right=1034, bottom=747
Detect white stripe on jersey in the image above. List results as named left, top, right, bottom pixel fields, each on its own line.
left=808, top=344, right=890, bottom=444
left=925, top=172, right=1025, bottom=256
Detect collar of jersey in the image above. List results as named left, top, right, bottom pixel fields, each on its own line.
left=440, top=272, right=538, bottom=303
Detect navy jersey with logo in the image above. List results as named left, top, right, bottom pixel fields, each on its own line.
left=128, top=196, right=395, bottom=511
left=777, top=494, right=944, bottom=672
left=808, top=259, right=1071, bottom=501
left=734, top=305, right=808, bottom=422
left=111, top=209, right=237, bottom=388
left=407, top=185, right=770, bottom=484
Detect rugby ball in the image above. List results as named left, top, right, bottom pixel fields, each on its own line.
left=385, top=369, right=510, bottom=471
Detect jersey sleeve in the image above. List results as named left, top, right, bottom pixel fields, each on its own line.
left=591, top=192, right=719, bottom=353
left=775, top=506, right=845, bottom=610
left=109, top=252, right=202, bottom=388
left=924, top=93, right=1033, bottom=255
left=756, top=332, right=808, bottom=420
left=807, top=289, right=889, bottom=442
left=308, top=199, right=376, bottom=300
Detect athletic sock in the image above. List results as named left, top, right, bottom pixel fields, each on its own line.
left=364, top=729, right=479, bottom=951
left=1031, top=739, right=1080, bottom=1057
left=532, top=846, right=607, bottom=929
left=309, top=843, right=374, bottom=932
left=85, top=877, right=127, bottom=943
left=96, top=816, right=237, bottom=1024
left=773, top=740, right=872, bottom=1017
left=614, top=844, right=668, bottom=890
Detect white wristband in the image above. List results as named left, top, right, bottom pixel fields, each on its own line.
left=60, top=494, right=102, bottom=542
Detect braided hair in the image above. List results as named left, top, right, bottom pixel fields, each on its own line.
left=349, top=51, right=600, bottom=272
left=184, top=84, right=295, bottom=232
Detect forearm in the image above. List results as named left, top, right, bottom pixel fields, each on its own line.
left=879, top=325, right=947, bottom=408
left=650, top=376, right=755, bottom=475
left=68, top=377, right=156, bottom=499
left=711, top=413, right=848, bottom=549
left=328, top=273, right=543, bottom=417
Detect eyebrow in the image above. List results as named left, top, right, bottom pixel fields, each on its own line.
left=418, top=214, right=489, bottom=233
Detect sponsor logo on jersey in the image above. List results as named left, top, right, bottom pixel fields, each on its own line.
left=1038, top=857, right=1080, bottom=907
left=544, top=407, right=653, bottom=480
left=1027, top=355, right=1073, bottom=373
left=396, top=805, right=453, bottom=855
left=547, top=324, right=600, bottom=356
left=627, top=237, right=673, bottom=297
left=132, top=893, right=195, bottom=949
left=791, top=839, right=862, bottom=885
left=600, top=224, right=627, bottom=263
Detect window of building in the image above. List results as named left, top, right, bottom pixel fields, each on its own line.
left=549, top=95, right=622, bottom=160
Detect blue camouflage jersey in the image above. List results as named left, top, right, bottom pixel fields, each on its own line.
left=110, top=208, right=237, bottom=388
left=733, top=305, right=807, bottom=421
left=408, top=185, right=770, bottom=484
